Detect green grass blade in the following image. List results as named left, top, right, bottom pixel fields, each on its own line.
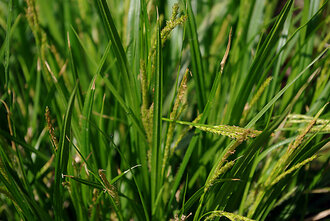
left=80, top=75, right=96, bottom=162
left=70, top=26, right=98, bottom=68
left=151, top=16, right=163, bottom=216
left=103, top=78, right=146, bottom=140
left=4, top=0, right=13, bottom=89
left=229, top=0, right=294, bottom=124
left=67, top=32, right=84, bottom=111
left=184, top=0, right=206, bottom=111
left=245, top=47, right=328, bottom=129
left=66, top=176, right=103, bottom=189
left=2, top=1, right=329, bottom=219
left=0, top=149, right=35, bottom=219
left=53, top=84, right=77, bottom=221
left=126, top=0, right=141, bottom=78
left=95, top=0, right=139, bottom=112
left=0, top=129, right=49, bottom=161
left=0, top=147, right=51, bottom=220
left=168, top=28, right=232, bottom=209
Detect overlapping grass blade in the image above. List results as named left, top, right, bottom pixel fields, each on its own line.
left=53, top=84, right=77, bottom=220
left=0, top=130, right=49, bottom=161
left=80, top=75, right=96, bottom=163
left=4, top=0, right=12, bottom=88
left=184, top=0, right=206, bottom=111
left=0, top=147, right=51, bottom=220
left=168, top=27, right=232, bottom=210
left=95, top=0, right=139, bottom=112
left=67, top=32, right=84, bottom=110
left=229, top=0, right=294, bottom=124
left=151, top=16, right=163, bottom=216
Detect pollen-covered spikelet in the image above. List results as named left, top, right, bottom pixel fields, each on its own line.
left=204, top=210, right=255, bottom=221
left=270, top=155, right=317, bottom=186
left=45, top=106, right=58, bottom=151
left=204, top=131, right=247, bottom=192
left=140, top=59, right=153, bottom=145
left=241, top=77, right=272, bottom=124
left=163, top=117, right=262, bottom=140
left=149, top=3, right=187, bottom=62
left=162, top=69, right=189, bottom=174
left=265, top=110, right=319, bottom=187
left=140, top=59, right=149, bottom=112
left=283, top=104, right=326, bottom=168
left=248, top=105, right=328, bottom=217
left=25, top=0, right=39, bottom=34
left=286, top=114, right=329, bottom=133
left=204, top=160, right=235, bottom=192
left=194, top=124, right=262, bottom=140
left=160, top=4, right=187, bottom=46
left=25, top=0, right=48, bottom=73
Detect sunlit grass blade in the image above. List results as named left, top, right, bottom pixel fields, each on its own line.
left=184, top=0, right=206, bottom=111
left=229, top=0, right=294, bottom=124
left=126, top=0, right=141, bottom=77
left=245, top=47, right=328, bottom=129
left=168, top=27, right=232, bottom=210
left=95, top=0, right=139, bottom=112
left=67, top=31, right=84, bottom=110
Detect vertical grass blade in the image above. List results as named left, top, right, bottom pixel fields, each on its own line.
left=151, top=15, right=163, bottom=216
left=53, top=85, right=77, bottom=220
left=4, top=0, right=13, bottom=88
left=229, top=0, right=294, bottom=124
left=67, top=32, right=84, bottom=111
left=95, top=0, right=139, bottom=112
left=184, top=0, right=206, bottom=111
left=126, top=0, right=141, bottom=78
left=0, top=150, right=34, bottom=220
left=80, top=76, right=96, bottom=162
left=168, top=28, right=232, bottom=209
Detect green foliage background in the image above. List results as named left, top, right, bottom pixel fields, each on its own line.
left=0, top=0, right=329, bottom=220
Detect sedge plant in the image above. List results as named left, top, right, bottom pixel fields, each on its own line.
left=0, top=0, right=329, bottom=220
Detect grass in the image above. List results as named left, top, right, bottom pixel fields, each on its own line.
left=0, top=0, right=329, bottom=220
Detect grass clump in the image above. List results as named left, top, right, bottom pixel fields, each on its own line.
left=0, top=0, right=329, bottom=220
